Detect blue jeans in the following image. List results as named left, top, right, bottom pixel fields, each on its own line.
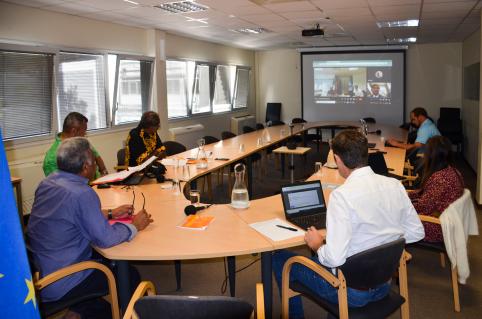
left=272, top=250, right=391, bottom=319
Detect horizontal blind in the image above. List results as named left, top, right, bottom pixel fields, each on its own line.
left=57, top=52, right=107, bottom=130
left=0, top=51, right=53, bottom=140
left=234, top=68, right=249, bottom=109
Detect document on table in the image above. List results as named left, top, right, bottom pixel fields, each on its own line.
left=92, top=156, right=157, bottom=185
left=249, top=218, right=304, bottom=241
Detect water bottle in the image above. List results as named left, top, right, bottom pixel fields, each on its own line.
left=196, top=138, right=208, bottom=169
left=231, top=163, right=249, bottom=209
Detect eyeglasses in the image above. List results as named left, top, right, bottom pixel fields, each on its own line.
left=130, top=190, right=146, bottom=215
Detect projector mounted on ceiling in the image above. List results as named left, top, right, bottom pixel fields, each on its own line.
left=302, top=24, right=324, bottom=37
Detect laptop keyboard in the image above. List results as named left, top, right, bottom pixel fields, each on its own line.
left=291, top=214, right=326, bottom=230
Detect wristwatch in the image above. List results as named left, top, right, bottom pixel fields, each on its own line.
left=108, top=209, right=113, bottom=220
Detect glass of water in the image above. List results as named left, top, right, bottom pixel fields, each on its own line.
left=172, top=179, right=180, bottom=195
left=189, top=190, right=200, bottom=206
left=315, top=161, right=323, bottom=176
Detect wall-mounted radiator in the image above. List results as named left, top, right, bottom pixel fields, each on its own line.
left=168, top=124, right=205, bottom=149
left=231, top=115, right=256, bottom=134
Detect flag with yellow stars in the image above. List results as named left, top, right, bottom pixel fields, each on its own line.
left=0, top=131, right=40, bottom=318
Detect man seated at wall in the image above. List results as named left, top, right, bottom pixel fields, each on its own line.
left=43, top=112, right=108, bottom=178
left=28, top=137, right=153, bottom=318
left=272, top=130, right=424, bottom=319
left=387, top=107, right=441, bottom=151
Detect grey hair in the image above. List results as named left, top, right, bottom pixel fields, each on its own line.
left=57, top=137, right=93, bottom=174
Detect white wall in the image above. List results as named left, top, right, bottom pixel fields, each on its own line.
left=255, top=49, right=301, bottom=124
left=406, top=43, right=463, bottom=121
left=462, top=30, right=480, bottom=172
left=1, top=2, right=255, bottom=212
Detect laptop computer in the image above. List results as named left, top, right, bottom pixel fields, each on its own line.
left=280, top=180, right=327, bottom=229
left=368, top=151, right=404, bottom=180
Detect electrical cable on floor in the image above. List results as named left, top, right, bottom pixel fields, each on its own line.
left=221, top=257, right=261, bottom=294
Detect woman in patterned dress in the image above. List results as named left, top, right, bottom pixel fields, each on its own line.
left=125, top=111, right=166, bottom=166
left=408, top=136, right=464, bottom=242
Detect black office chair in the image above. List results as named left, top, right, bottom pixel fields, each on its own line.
left=221, top=131, right=237, bottom=140
left=202, top=135, right=220, bottom=145
left=267, top=120, right=285, bottom=127
left=256, top=123, right=265, bottom=130
left=291, top=118, right=321, bottom=145
left=243, top=126, right=255, bottom=134
left=266, top=102, right=281, bottom=124
left=282, top=238, right=410, bottom=319
left=362, top=117, right=376, bottom=123
left=437, top=107, right=463, bottom=153
left=123, top=281, right=263, bottom=319
left=163, top=141, right=187, bottom=156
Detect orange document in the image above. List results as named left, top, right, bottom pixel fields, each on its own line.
left=178, top=215, right=215, bottom=230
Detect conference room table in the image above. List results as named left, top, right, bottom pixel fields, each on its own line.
left=94, top=121, right=407, bottom=318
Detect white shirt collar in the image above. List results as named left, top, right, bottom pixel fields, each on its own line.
left=345, top=165, right=374, bottom=183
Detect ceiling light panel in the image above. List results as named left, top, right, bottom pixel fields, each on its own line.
left=377, top=19, right=419, bottom=28
left=154, top=1, right=208, bottom=14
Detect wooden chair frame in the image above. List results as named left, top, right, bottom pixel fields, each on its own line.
left=281, top=251, right=411, bottom=319
left=35, top=261, right=120, bottom=319
left=418, top=214, right=460, bottom=312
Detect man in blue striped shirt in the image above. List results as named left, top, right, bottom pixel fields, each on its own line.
left=28, top=137, right=153, bottom=318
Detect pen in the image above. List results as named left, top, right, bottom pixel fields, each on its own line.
left=276, top=224, right=298, bottom=232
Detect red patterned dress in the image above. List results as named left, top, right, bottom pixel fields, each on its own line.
left=408, top=166, right=464, bottom=242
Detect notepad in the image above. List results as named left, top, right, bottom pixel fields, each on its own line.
left=177, top=215, right=215, bottom=230
left=108, top=216, right=133, bottom=225
left=249, top=218, right=304, bottom=241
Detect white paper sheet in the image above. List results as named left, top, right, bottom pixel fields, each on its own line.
left=249, top=218, right=304, bottom=241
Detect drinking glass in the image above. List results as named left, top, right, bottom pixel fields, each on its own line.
left=280, top=129, right=286, bottom=137
left=239, top=143, right=245, bottom=152
left=315, top=162, right=323, bottom=176
left=256, top=138, right=262, bottom=147
left=189, top=190, right=200, bottom=206
left=172, top=179, right=180, bottom=195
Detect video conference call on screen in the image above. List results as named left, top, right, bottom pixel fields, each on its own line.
left=313, top=60, right=392, bottom=105
left=302, top=51, right=405, bottom=126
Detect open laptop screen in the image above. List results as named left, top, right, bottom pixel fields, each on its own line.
left=281, top=181, right=326, bottom=215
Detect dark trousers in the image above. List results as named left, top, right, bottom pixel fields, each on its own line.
left=52, top=258, right=140, bottom=319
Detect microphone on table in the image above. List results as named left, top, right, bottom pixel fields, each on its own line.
left=368, top=129, right=382, bottom=135
left=184, top=204, right=213, bottom=216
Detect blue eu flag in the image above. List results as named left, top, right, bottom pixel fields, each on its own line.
left=0, top=132, right=40, bottom=318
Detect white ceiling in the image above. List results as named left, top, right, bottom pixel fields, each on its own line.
left=3, top=0, right=481, bottom=50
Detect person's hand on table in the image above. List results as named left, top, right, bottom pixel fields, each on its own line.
left=132, top=209, right=153, bottom=231
left=112, top=204, right=134, bottom=218
left=387, top=138, right=399, bottom=147
left=304, top=226, right=325, bottom=251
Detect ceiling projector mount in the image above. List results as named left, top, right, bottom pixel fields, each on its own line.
left=302, top=23, right=324, bottom=37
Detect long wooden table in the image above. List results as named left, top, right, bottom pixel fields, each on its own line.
left=95, top=121, right=407, bottom=317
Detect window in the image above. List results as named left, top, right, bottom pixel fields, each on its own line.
left=213, top=65, right=236, bottom=113
left=113, top=58, right=153, bottom=125
left=234, top=68, right=250, bottom=109
left=0, top=50, right=53, bottom=140
left=192, top=64, right=212, bottom=114
left=166, top=59, right=249, bottom=119
left=166, top=60, right=195, bottom=118
left=57, top=52, right=107, bottom=130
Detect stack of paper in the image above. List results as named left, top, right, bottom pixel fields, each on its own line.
left=250, top=218, right=304, bottom=241
left=92, top=156, right=157, bottom=185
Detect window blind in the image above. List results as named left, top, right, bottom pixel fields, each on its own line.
left=0, top=51, right=53, bottom=140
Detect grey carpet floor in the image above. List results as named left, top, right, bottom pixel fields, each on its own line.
left=134, top=141, right=482, bottom=318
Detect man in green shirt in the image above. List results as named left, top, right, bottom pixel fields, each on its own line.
left=43, top=112, right=108, bottom=178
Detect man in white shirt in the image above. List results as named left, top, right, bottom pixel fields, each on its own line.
left=273, top=130, right=424, bottom=319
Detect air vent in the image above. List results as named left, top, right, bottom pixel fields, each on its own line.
left=154, top=1, right=208, bottom=14
left=233, top=27, right=271, bottom=34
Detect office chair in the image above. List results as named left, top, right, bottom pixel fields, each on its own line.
left=437, top=107, right=463, bottom=153
left=34, top=261, right=120, bottom=319
left=163, top=141, right=187, bottom=156
left=202, top=135, right=220, bottom=145
left=362, top=117, right=376, bottom=123
left=115, top=148, right=128, bottom=171
left=411, top=189, right=478, bottom=312
left=256, top=123, right=265, bottom=130
left=243, top=126, right=255, bottom=133
left=123, top=281, right=264, bottom=319
left=282, top=238, right=410, bottom=319
left=266, top=102, right=281, bottom=124
left=291, top=117, right=321, bottom=147
left=221, top=131, right=237, bottom=140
